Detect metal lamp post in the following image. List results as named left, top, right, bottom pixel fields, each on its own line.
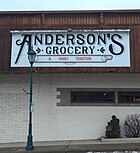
left=26, top=47, right=36, bottom=150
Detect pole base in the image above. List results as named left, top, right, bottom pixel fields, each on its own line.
left=26, top=135, right=34, bottom=150
left=26, top=145, right=34, bottom=150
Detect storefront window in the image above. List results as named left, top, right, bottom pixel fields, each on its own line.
left=71, top=91, right=115, bottom=103
left=118, top=91, right=140, bottom=103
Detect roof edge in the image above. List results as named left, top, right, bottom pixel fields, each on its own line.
left=0, top=9, right=140, bottom=15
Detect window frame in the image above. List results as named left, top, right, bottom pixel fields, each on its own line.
left=57, top=88, right=140, bottom=106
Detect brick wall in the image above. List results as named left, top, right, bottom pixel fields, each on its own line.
left=0, top=74, right=29, bottom=143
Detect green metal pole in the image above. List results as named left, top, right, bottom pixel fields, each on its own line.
left=26, top=62, right=34, bottom=150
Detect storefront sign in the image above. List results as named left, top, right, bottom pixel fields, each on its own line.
left=11, top=29, right=130, bottom=67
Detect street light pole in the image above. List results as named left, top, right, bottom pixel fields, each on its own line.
left=26, top=47, right=36, bottom=150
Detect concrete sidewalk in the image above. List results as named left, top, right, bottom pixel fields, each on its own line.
left=0, top=138, right=140, bottom=153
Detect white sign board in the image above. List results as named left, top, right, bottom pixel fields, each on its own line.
left=11, top=29, right=130, bottom=67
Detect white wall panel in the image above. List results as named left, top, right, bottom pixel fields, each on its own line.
left=0, top=73, right=140, bottom=142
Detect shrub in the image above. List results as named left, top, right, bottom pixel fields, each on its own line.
left=105, top=115, right=121, bottom=138
left=124, top=114, right=140, bottom=138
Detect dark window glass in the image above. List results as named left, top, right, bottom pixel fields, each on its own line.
left=71, top=91, right=115, bottom=103
left=118, top=91, right=140, bottom=103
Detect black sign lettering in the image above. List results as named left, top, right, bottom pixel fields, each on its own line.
left=46, top=46, right=52, bottom=54
left=109, top=34, right=124, bottom=55
left=45, top=34, right=53, bottom=45
left=75, top=46, right=81, bottom=54
left=34, top=34, right=43, bottom=45
left=15, top=34, right=32, bottom=64
left=55, top=34, right=64, bottom=45
left=53, top=46, right=59, bottom=54
left=66, top=34, right=75, bottom=45
left=67, top=46, right=74, bottom=54
left=77, top=34, right=85, bottom=45
left=60, top=47, right=66, bottom=54
left=98, top=34, right=106, bottom=45
left=87, top=34, right=95, bottom=45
